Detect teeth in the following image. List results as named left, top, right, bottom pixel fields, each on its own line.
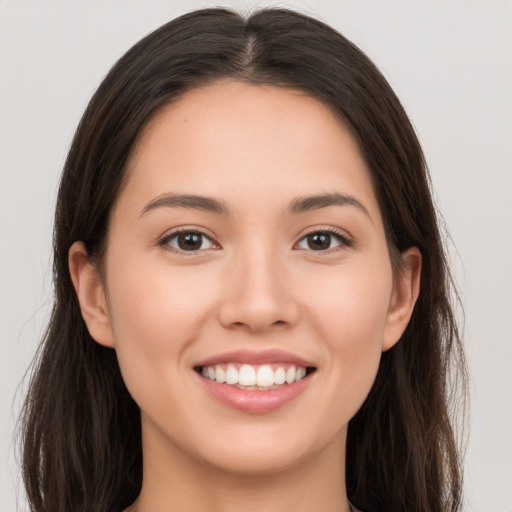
left=225, top=365, right=238, bottom=385
left=200, top=363, right=309, bottom=388
left=239, top=364, right=256, bottom=386
left=285, top=366, right=296, bottom=384
left=274, top=367, right=286, bottom=385
left=215, top=365, right=226, bottom=383
left=256, top=365, right=274, bottom=387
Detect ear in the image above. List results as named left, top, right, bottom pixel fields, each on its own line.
left=68, top=241, right=115, bottom=348
left=382, top=247, right=422, bottom=351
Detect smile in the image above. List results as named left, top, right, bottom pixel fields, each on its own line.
left=199, top=363, right=310, bottom=390
left=194, top=350, right=317, bottom=413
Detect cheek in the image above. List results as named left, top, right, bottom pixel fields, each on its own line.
left=304, top=257, right=392, bottom=340
left=103, top=254, right=218, bottom=406
left=106, top=248, right=218, bottom=341
left=302, top=259, right=392, bottom=401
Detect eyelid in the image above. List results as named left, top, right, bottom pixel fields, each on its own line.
left=294, top=227, right=354, bottom=253
left=156, top=225, right=353, bottom=255
left=158, top=226, right=221, bottom=253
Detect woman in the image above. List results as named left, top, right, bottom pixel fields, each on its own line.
left=20, top=7, right=466, bottom=512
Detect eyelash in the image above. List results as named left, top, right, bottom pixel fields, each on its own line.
left=158, top=228, right=220, bottom=253
left=297, top=228, right=353, bottom=253
left=158, top=227, right=353, bottom=254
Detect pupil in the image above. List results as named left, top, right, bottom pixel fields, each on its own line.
left=178, top=232, right=202, bottom=250
left=308, top=233, right=330, bottom=250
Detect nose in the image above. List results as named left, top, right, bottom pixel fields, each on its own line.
left=217, top=248, right=300, bottom=333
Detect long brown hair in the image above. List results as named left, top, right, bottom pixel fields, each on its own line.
left=20, top=8, right=467, bottom=512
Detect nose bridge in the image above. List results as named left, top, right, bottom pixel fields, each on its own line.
left=218, top=239, right=298, bottom=332
left=241, top=244, right=281, bottom=297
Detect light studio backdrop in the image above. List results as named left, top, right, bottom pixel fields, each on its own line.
left=1, top=1, right=511, bottom=511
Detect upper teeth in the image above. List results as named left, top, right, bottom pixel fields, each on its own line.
left=201, top=364, right=307, bottom=387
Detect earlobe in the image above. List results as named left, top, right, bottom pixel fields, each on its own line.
left=68, top=241, right=115, bottom=348
left=382, top=247, right=422, bottom=351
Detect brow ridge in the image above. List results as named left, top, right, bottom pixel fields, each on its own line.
left=141, top=193, right=230, bottom=216
left=140, top=191, right=370, bottom=218
left=287, top=192, right=370, bottom=217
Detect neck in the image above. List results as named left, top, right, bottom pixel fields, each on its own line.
left=128, top=423, right=351, bottom=512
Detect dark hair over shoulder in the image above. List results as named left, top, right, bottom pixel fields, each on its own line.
left=19, top=7, right=467, bottom=512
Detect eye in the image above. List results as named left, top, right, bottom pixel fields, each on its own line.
left=295, top=229, right=352, bottom=252
left=160, top=229, right=218, bottom=252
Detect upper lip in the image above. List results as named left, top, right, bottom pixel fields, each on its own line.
left=194, top=349, right=316, bottom=368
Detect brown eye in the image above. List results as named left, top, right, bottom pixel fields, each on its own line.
left=306, top=233, right=331, bottom=250
left=163, top=230, right=217, bottom=252
left=296, top=230, right=351, bottom=252
left=177, top=232, right=203, bottom=250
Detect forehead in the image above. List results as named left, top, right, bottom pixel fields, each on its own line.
left=120, top=81, right=381, bottom=221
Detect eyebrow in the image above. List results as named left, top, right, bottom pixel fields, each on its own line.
left=140, top=192, right=370, bottom=219
left=287, top=192, right=370, bottom=218
left=141, top=193, right=231, bottom=217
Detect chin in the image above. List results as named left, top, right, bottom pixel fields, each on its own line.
left=200, top=445, right=311, bottom=476
left=190, top=421, right=345, bottom=477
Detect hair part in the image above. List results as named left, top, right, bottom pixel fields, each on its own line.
left=20, top=7, right=467, bottom=512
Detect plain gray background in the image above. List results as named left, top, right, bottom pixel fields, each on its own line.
left=1, top=1, right=511, bottom=511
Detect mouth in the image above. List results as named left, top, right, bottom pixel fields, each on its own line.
left=193, top=350, right=317, bottom=413
left=194, top=363, right=316, bottom=390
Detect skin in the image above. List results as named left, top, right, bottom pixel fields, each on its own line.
left=70, top=81, right=421, bottom=512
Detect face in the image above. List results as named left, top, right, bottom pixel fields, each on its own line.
left=71, top=81, right=419, bottom=478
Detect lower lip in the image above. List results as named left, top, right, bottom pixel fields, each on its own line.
left=197, top=373, right=312, bottom=414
